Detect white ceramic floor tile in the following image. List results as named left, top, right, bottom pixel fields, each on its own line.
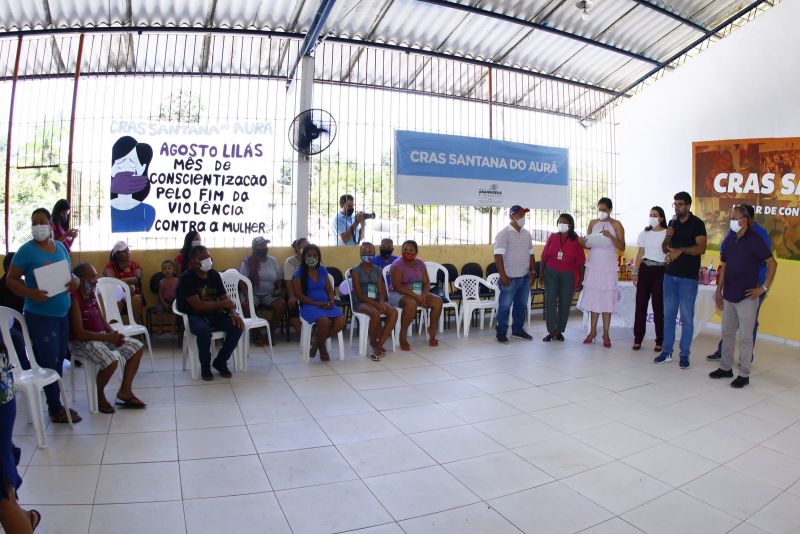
left=682, top=466, right=783, bottom=520
left=95, top=461, right=182, bottom=503
left=382, top=403, right=465, bottom=434
left=175, top=403, right=245, bottom=429
left=621, top=408, right=702, bottom=440
left=364, top=465, right=479, bottom=520
left=671, top=427, right=757, bottom=463
left=102, top=431, right=178, bottom=463
left=509, top=365, right=575, bottom=386
left=183, top=492, right=292, bottom=534
left=317, top=411, right=401, bottom=444
left=29, top=434, right=107, bottom=465
left=762, top=427, right=800, bottom=459
left=180, top=455, right=271, bottom=499
left=724, top=523, right=770, bottom=534
left=621, top=442, right=718, bottom=487
left=493, top=386, right=570, bottom=412
left=259, top=446, right=357, bottom=490
left=474, top=414, right=563, bottom=449
left=619, top=383, right=690, bottom=407
left=237, top=397, right=311, bottom=424
left=514, top=435, right=614, bottom=479
left=439, top=360, right=502, bottom=379
left=276, top=480, right=392, bottom=534
left=443, top=450, right=553, bottom=499
left=178, top=425, right=256, bottom=459
left=562, top=461, right=671, bottom=514
left=414, top=380, right=486, bottom=403
left=573, top=422, right=662, bottom=459
left=43, top=412, right=112, bottom=436
left=360, top=386, right=434, bottom=410
left=410, top=425, right=504, bottom=463
left=398, top=502, right=521, bottom=534
left=465, top=373, right=533, bottom=394
left=579, top=517, right=644, bottom=534
left=248, top=419, right=331, bottom=453
left=301, top=391, right=377, bottom=418
left=277, top=361, right=335, bottom=378
left=335, top=435, right=436, bottom=478
left=747, top=492, right=800, bottom=533
left=621, top=490, right=740, bottom=534
left=231, top=380, right=297, bottom=403
left=392, top=365, right=457, bottom=385
left=541, top=379, right=614, bottom=403
left=708, top=412, right=784, bottom=443
left=488, top=481, right=613, bottom=534
left=22, top=505, right=92, bottom=534
left=342, top=370, right=408, bottom=390
left=440, top=395, right=521, bottom=423
left=582, top=372, right=649, bottom=393
left=531, top=403, right=613, bottom=434
left=287, top=375, right=355, bottom=397
left=89, top=501, right=186, bottom=534
left=338, top=524, right=403, bottom=534
left=577, top=393, right=652, bottom=421
left=19, top=465, right=100, bottom=505
left=174, top=383, right=236, bottom=405
left=109, top=406, right=177, bottom=433
left=727, top=445, right=800, bottom=489
left=741, top=400, right=800, bottom=426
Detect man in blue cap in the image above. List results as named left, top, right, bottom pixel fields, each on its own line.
left=493, top=205, right=535, bottom=343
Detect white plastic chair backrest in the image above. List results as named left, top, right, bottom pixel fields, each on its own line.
left=96, top=277, right=133, bottom=325
left=454, top=275, right=484, bottom=302
left=344, top=268, right=356, bottom=309
left=233, top=270, right=260, bottom=318
left=220, top=269, right=245, bottom=316
left=425, top=261, right=450, bottom=300
left=0, top=306, right=40, bottom=372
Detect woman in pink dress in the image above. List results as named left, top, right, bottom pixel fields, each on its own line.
left=580, top=197, right=626, bottom=348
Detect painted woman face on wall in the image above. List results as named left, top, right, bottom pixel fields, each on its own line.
left=112, top=147, right=145, bottom=177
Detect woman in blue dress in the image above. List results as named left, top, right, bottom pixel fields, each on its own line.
left=292, top=244, right=345, bottom=361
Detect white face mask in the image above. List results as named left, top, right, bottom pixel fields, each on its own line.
left=729, top=220, right=741, bottom=233
left=191, top=240, right=202, bottom=248
left=598, top=211, right=609, bottom=220
left=515, top=217, right=526, bottom=228
left=649, top=217, right=660, bottom=228
left=32, top=224, right=51, bottom=242
left=199, top=258, right=213, bottom=272
left=558, top=223, right=570, bottom=233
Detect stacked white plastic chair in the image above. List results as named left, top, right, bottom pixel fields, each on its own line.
left=220, top=269, right=274, bottom=370
left=453, top=274, right=498, bottom=337
left=425, top=261, right=460, bottom=337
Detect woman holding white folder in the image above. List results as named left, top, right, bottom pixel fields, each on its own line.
left=6, top=208, right=82, bottom=424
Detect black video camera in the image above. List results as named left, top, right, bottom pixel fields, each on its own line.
left=361, top=212, right=376, bottom=220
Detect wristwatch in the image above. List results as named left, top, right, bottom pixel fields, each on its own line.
left=762, top=284, right=769, bottom=293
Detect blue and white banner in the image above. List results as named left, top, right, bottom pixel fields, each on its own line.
left=395, top=130, right=569, bottom=209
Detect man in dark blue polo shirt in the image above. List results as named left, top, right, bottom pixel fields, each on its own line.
left=709, top=206, right=777, bottom=388
left=655, top=191, right=707, bottom=369
left=707, top=204, right=771, bottom=362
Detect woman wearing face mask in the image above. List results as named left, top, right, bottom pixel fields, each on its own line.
left=372, top=238, right=398, bottom=270
left=5, top=208, right=82, bottom=423
left=176, top=230, right=202, bottom=275
left=293, top=244, right=345, bottom=361
left=104, top=241, right=145, bottom=325
left=51, top=199, right=78, bottom=253
left=579, top=198, right=626, bottom=348
left=350, top=242, right=398, bottom=360
left=540, top=214, right=585, bottom=342
left=389, top=240, right=443, bottom=350
left=284, top=237, right=308, bottom=338
left=239, top=237, right=285, bottom=346
left=632, top=207, right=667, bottom=351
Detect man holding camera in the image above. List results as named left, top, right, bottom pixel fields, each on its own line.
left=332, top=194, right=373, bottom=246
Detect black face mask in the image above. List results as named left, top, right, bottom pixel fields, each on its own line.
left=255, top=249, right=268, bottom=258
left=344, top=207, right=354, bottom=217
left=380, top=248, right=393, bottom=258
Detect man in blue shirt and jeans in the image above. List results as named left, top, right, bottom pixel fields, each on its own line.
left=707, top=204, right=771, bottom=362
left=709, top=206, right=777, bottom=388
left=332, top=194, right=366, bottom=246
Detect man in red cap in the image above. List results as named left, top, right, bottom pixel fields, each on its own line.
left=493, top=205, right=535, bottom=343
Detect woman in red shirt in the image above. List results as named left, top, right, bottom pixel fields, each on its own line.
left=103, top=241, right=144, bottom=324
left=540, top=214, right=585, bottom=342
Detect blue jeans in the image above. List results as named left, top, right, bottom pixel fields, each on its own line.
left=661, top=274, right=699, bottom=359
left=496, top=274, right=530, bottom=336
left=715, top=293, right=765, bottom=356
left=24, top=312, right=69, bottom=415
left=188, top=313, right=243, bottom=368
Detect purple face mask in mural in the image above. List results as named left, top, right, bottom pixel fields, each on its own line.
left=110, top=170, right=149, bottom=194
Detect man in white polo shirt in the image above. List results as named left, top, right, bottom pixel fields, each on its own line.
left=494, top=205, right=535, bottom=343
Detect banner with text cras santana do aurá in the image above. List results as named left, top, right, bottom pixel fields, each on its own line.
left=394, top=131, right=570, bottom=210
left=108, top=120, right=275, bottom=235
left=693, top=138, right=800, bottom=261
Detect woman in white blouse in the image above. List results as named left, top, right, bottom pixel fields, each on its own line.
left=632, top=206, right=668, bottom=351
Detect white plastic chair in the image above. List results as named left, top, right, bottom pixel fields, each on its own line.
left=425, top=261, right=460, bottom=337
left=172, top=301, right=237, bottom=380
left=454, top=274, right=498, bottom=337
left=486, top=272, right=532, bottom=330
left=345, top=267, right=396, bottom=357
left=382, top=264, right=429, bottom=339
left=69, top=349, right=124, bottom=414
left=96, top=277, right=154, bottom=371
left=0, top=306, right=74, bottom=448
left=221, top=269, right=273, bottom=370
left=299, top=273, right=345, bottom=362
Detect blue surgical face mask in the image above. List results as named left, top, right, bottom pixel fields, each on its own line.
left=361, top=255, right=374, bottom=263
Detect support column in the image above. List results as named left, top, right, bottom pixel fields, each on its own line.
left=294, top=54, right=314, bottom=240
left=66, top=33, right=85, bottom=206
left=4, top=36, right=22, bottom=253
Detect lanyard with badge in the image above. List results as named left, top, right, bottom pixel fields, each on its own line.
left=557, top=234, right=567, bottom=261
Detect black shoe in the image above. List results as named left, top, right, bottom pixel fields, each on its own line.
left=200, top=367, right=214, bottom=381
left=555, top=334, right=565, bottom=342
left=496, top=335, right=510, bottom=344
left=706, top=352, right=721, bottom=361
left=212, top=361, right=233, bottom=378
left=511, top=330, right=533, bottom=341
left=543, top=334, right=553, bottom=342
left=709, top=368, right=734, bottom=379
left=731, top=376, right=750, bottom=388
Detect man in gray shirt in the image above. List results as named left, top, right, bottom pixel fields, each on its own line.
left=494, top=205, right=535, bottom=343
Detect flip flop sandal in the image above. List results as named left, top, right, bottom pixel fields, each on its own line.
left=400, top=342, right=411, bottom=351
left=30, top=509, right=41, bottom=531
left=116, top=395, right=147, bottom=409
left=50, top=409, right=81, bottom=424
left=368, top=352, right=381, bottom=362
left=98, top=403, right=116, bottom=414
left=428, top=339, right=439, bottom=347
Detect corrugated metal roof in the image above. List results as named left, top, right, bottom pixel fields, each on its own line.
left=0, top=0, right=779, bottom=120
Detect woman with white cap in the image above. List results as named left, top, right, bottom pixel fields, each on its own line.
left=103, top=241, right=144, bottom=325
left=239, top=236, right=286, bottom=346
